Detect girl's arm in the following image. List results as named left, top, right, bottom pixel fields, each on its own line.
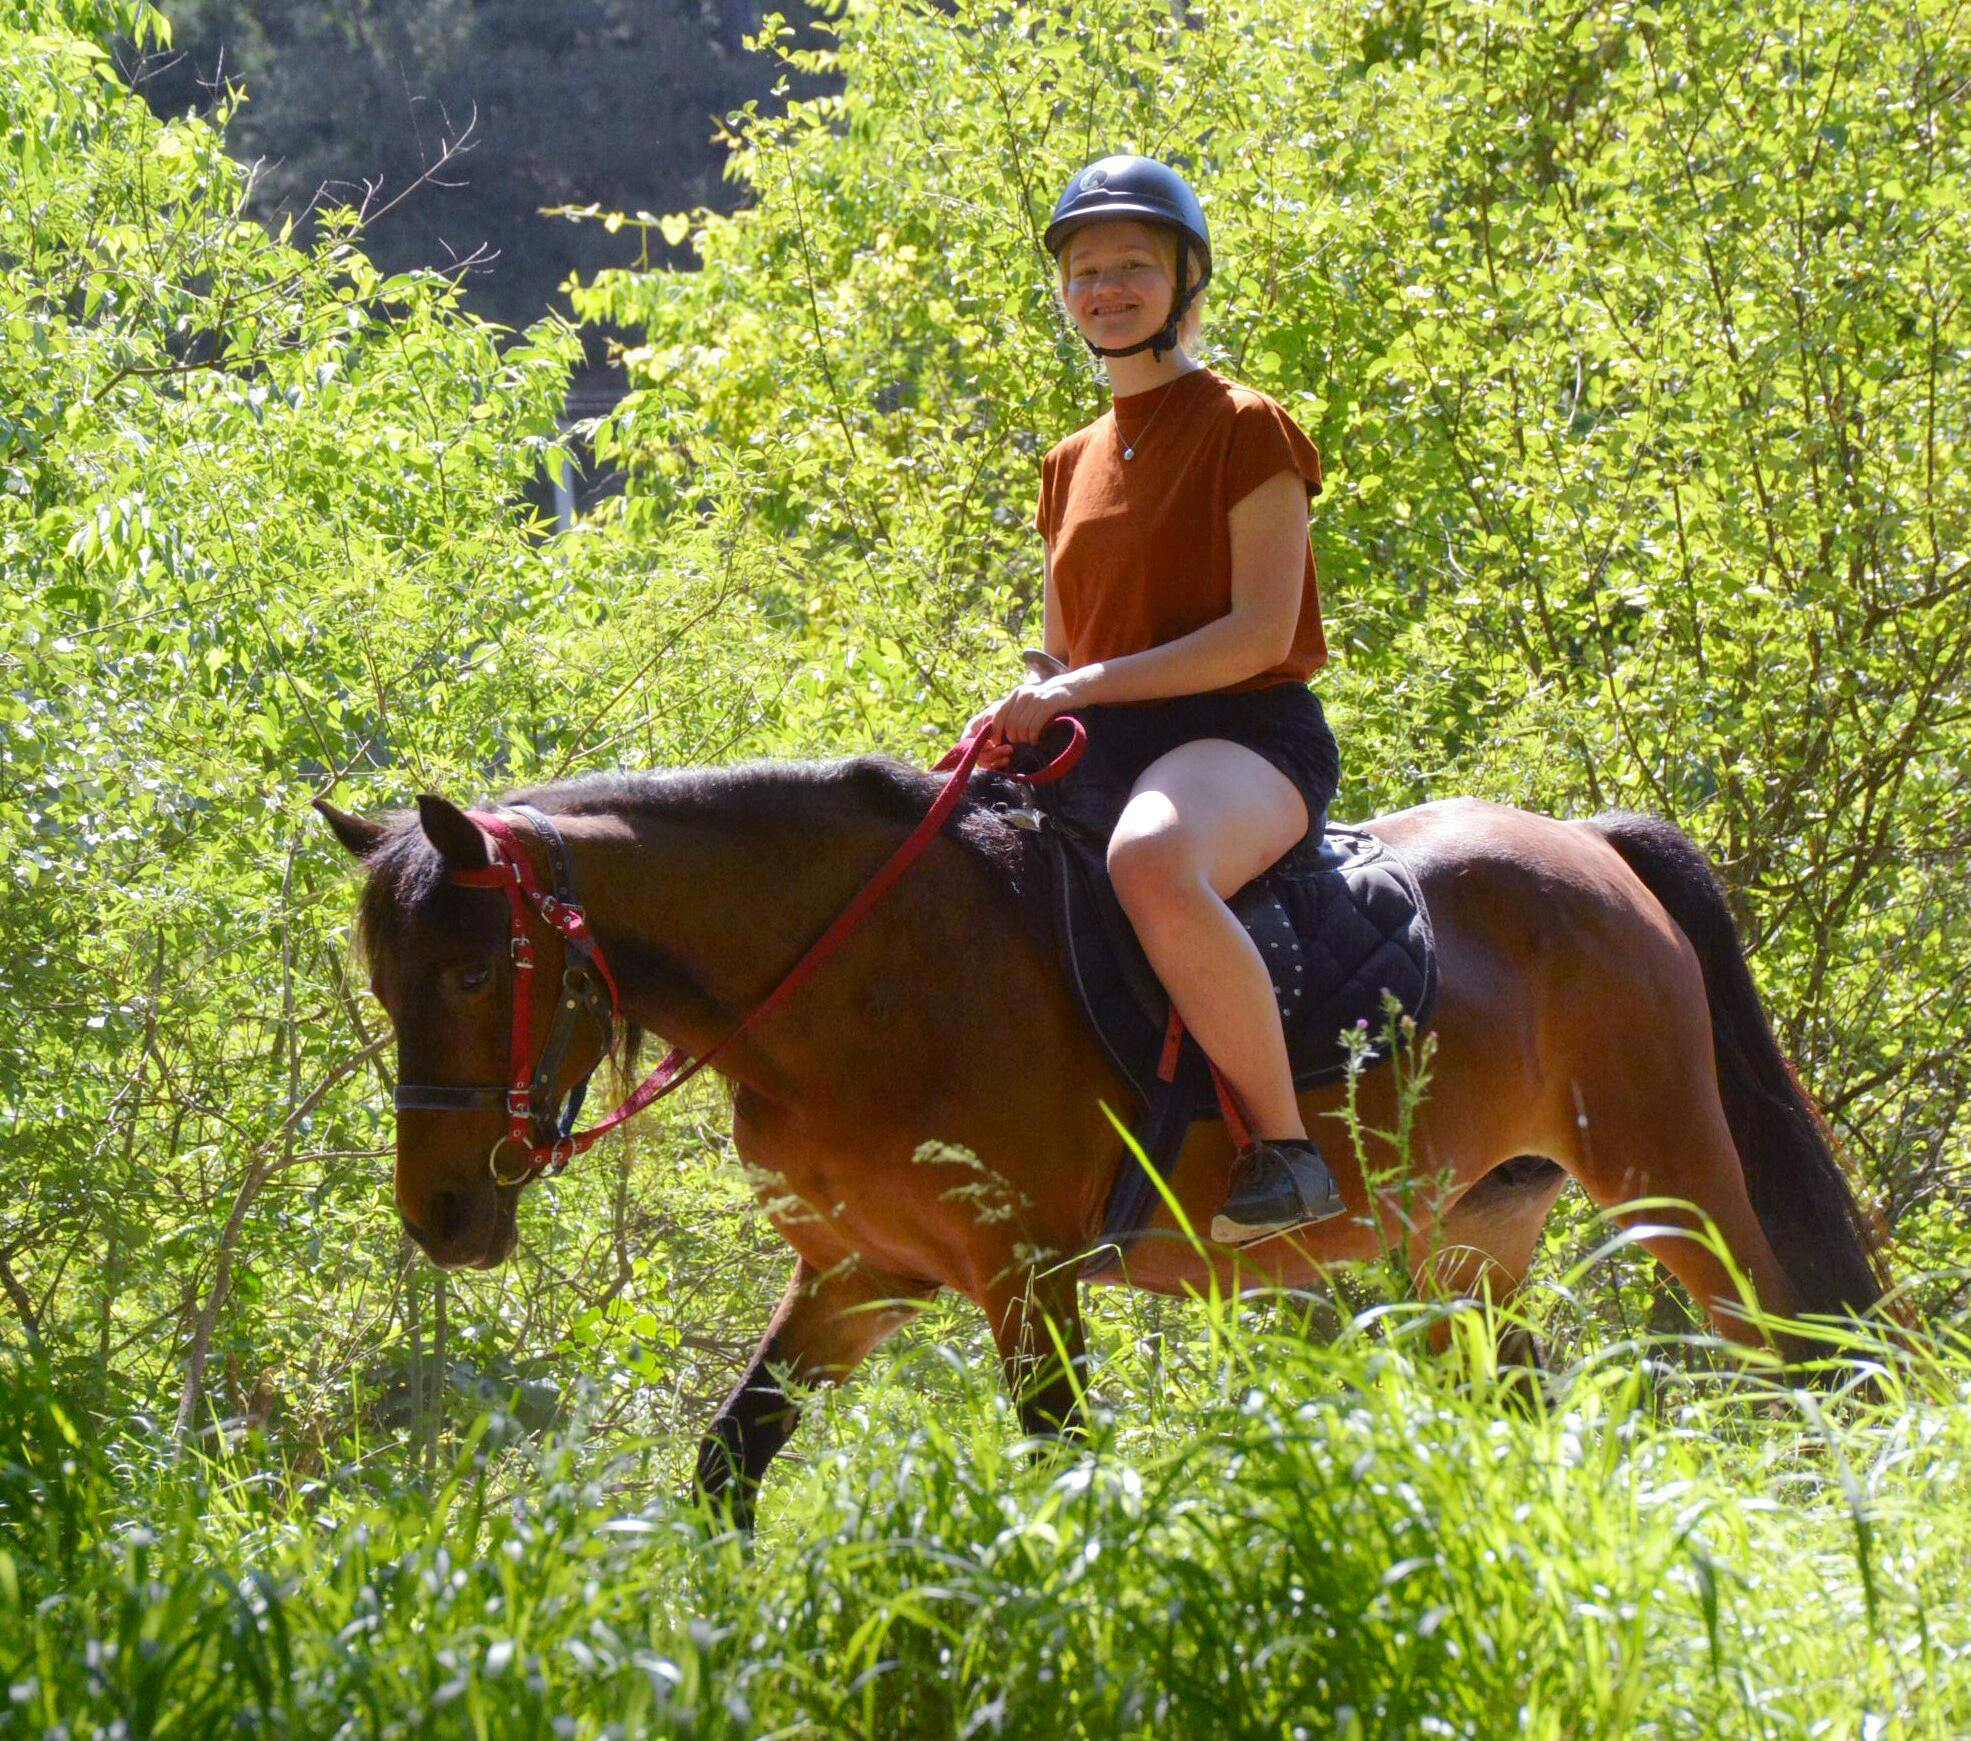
left=1057, top=470, right=1307, bottom=706
left=1041, top=549, right=1070, bottom=665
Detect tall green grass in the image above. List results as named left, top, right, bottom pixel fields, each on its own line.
left=6, top=1281, right=1968, bottom=1739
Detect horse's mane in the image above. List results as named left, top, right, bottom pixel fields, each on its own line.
left=355, top=752, right=1041, bottom=969
left=504, top=752, right=1030, bottom=847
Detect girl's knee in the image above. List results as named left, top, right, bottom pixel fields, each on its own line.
left=1107, top=823, right=1203, bottom=909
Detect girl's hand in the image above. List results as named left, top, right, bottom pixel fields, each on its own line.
left=958, top=703, right=1015, bottom=771
left=991, top=672, right=1088, bottom=747
left=956, top=670, right=1089, bottom=772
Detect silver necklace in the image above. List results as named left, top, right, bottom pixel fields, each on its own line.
left=1115, top=369, right=1196, bottom=461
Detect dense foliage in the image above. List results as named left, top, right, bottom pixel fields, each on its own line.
left=2, top=0, right=1969, bottom=1729
left=1, top=0, right=790, bottom=1459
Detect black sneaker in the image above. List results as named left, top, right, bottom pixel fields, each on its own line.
left=1210, top=1137, right=1347, bottom=1246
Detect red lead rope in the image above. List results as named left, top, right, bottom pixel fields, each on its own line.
left=475, top=716, right=1086, bottom=1181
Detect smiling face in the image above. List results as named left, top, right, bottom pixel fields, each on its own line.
left=1056, top=218, right=1202, bottom=354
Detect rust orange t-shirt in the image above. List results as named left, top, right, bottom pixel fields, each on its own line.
left=1033, top=366, right=1327, bottom=693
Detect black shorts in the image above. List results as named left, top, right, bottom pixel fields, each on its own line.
left=1051, top=682, right=1341, bottom=870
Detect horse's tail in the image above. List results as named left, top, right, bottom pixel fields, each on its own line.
left=1586, top=811, right=1885, bottom=1322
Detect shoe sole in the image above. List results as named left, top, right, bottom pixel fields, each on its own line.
left=1208, top=1196, right=1348, bottom=1247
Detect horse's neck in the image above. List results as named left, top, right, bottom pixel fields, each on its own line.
left=562, top=781, right=920, bottom=1086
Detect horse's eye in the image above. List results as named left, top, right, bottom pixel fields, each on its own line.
left=458, top=964, right=493, bottom=993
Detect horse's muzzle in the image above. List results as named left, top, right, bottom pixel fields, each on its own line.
left=399, top=1184, right=516, bottom=1269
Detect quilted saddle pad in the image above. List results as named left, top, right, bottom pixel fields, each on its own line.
left=1026, top=810, right=1438, bottom=1274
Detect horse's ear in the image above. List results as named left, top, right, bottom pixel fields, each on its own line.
left=416, top=794, right=491, bottom=870
left=313, top=798, right=386, bottom=861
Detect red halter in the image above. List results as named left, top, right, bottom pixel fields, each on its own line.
left=404, top=719, right=1084, bottom=1186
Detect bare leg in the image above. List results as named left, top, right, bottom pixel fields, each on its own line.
left=1108, top=738, right=1311, bottom=1139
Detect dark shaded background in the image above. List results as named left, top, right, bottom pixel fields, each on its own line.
left=129, top=0, right=828, bottom=338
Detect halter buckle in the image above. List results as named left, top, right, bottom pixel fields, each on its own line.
left=511, top=935, right=535, bottom=967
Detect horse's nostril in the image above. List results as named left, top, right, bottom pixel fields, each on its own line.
left=400, top=1191, right=466, bottom=1253
left=428, top=1188, right=465, bottom=1243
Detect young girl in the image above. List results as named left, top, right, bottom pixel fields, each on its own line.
left=983, top=153, right=1345, bottom=1246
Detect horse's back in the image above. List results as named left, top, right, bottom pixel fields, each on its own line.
left=1365, top=797, right=1682, bottom=942
left=1362, top=795, right=1709, bottom=1062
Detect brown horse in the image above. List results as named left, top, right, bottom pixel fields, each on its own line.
left=317, top=752, right=1883, bottom=1521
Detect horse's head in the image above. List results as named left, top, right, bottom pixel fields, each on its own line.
left=316, top=793, right=609, bottom=1270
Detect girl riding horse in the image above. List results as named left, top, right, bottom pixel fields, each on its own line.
left=317, top=155, right=1884, bottom=1530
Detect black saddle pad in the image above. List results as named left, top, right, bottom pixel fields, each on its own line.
left=1023, top=798, right=1438, bottom=1274
left=1042, top=813, right=1437, bottom=1111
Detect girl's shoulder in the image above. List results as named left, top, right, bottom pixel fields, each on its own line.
left=1162, top=369, right=1309, bottom=441
left=1038, top=412, right=1110, bottom=480
left=1205, top=370, right=1302, bottom=420
left=1208, top=371, right=1323, bottom=455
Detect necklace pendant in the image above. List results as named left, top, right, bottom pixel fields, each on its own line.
left=1122, top=446, right=1135, bottom=461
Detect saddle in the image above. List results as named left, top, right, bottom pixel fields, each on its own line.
left=1016, top=783, right=1438, bottom=1276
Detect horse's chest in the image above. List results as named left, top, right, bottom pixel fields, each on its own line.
left=730, top=1088, right=951, bottom=1275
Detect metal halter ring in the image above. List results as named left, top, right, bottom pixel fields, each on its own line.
left=487, top=1132, right=537, bottom=1188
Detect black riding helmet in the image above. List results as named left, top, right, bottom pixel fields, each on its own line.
left=1044, top=154, right=1213, bottom=362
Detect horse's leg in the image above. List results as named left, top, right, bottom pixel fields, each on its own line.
left=1412, top=1156, right=1570, bottom=1374
left=983, top=1264, right=1087, bottom=1442
left=694, top=1255, right=934, bottom=1525
left=1563, top=1036, right=1802, bottom=1349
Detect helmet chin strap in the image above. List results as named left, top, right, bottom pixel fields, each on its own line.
left=1081, top=238, right=1205, bottom=363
